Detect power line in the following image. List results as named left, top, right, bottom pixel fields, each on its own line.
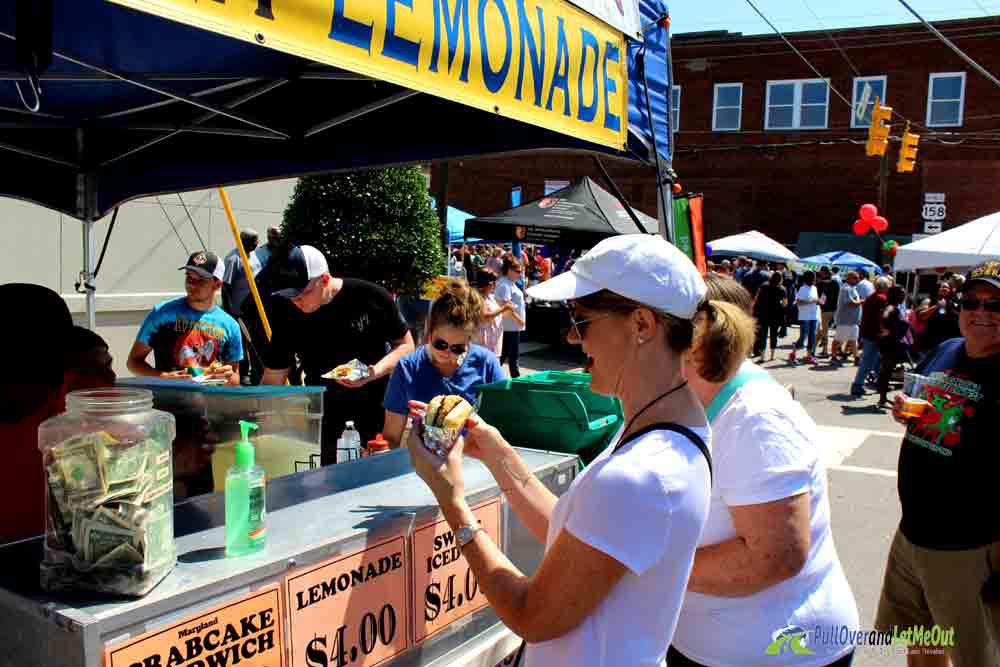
left=176, top=193, right=208, bottom=251
left=799, top=0, right=860, bottom=75
left=741, top=0, right=856, bottom=110
left=155, top=196, right=190, bottom=256
left=894, top=0, right=1000, bottom=91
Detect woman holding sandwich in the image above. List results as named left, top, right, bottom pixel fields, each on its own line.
left=407, top=235, right=752, bottom=666
left=382, top=280, right=506, bottom=448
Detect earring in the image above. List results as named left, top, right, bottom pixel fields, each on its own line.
left=637, top=338, right=645, bottom=345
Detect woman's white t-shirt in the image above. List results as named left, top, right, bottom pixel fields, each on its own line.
left=495, top=277, right=526, bottom=333
left=671, top=363, right=859, bottom=667
left=525, top=424, right=712, bottom=667
left=796, top=285, right=821, bottom=321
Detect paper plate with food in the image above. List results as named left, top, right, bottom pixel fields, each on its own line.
left=322, top=359, right=370, bottom=383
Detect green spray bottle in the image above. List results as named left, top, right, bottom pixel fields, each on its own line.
left=225, top=420, right=267, bottom=557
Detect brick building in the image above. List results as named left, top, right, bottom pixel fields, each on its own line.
left=435, top=17, right=1000, bottom=250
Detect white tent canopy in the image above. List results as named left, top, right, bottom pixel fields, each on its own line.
left=706, top=230, right=798, bottom=263
left=894, top=211, right=1000, bottom=271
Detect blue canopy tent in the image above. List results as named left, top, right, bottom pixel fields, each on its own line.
left=428, top=197, right=479, bottom=244
left=795, top=251, right=882, bottom=275
left=0, top=0, right=673, bottom=326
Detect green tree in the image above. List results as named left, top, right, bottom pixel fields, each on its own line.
left=281, top=167, right=444, bottom=295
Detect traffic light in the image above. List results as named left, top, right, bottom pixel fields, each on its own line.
left=897, top=124, right=920, bottom=173
left=866, top=98, right=892, bottom=157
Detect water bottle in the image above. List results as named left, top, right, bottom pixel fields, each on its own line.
left=339, top=421, right=362, bottom=462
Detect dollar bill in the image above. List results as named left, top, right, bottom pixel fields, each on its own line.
left=104, top=445, right=148, bottom=486
left=140, top=511, right=175, bottom=569
left=94, top=542, right=144, bottom=568
left=83, top=521, right=135, bottom=563
left=93, top=506, right=131, bottom=530
left=56, top=438, right=108, bottom=498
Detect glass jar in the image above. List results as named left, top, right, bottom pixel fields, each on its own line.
left=38, top=388, right=176, bottom=597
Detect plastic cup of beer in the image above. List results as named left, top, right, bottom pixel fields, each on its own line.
left=900, top=373, right=931, bottom=419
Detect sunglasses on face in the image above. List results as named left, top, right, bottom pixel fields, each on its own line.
left=432, top=338, right=468, bottom=355
left=568, top=312, right=611, bottom=339
left=960, top=297, right=1000, bottom=313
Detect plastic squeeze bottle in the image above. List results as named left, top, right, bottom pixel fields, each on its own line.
left=225, top=420, right=267, bottom=557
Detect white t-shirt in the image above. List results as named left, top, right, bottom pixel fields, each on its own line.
left=495, top=277, right=526, bottom=333
left=672, top=363, right=859, bottom=667
left=795, top=285, right=821, bottom=321
left=526, top=424, right=712, bottom=667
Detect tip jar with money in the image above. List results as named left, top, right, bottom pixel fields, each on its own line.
left=38, top=388, right=177, bottom=597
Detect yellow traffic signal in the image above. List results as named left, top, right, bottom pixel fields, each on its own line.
left=897, top=124, right=920, bottom=173
left=866, top=97, right=892, bottom=157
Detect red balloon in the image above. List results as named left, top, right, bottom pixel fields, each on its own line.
left=872, top=216, right=889, bottom=233
left=859, top=204, right=878, bottom=221
left=853, top=219, right=870, bottom=235
left=887, top=245, right=898, bottom=257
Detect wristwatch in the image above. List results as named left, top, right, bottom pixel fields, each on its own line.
left=456, top=522, right=483, bottom=548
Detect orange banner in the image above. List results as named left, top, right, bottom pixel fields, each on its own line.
left=689, top=195, right=707, bottom=274
left=410, top=499, right=503, bottom=642
left=104, top=584, right=285, bottom=667
left=285, top=536, right=409, bottom=667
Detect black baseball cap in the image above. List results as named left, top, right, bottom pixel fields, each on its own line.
left=178, top=251, right=225, bottom=281
left=271, top=245, right=330, bottom=298
left=966, top=259, right=1000, bottom=291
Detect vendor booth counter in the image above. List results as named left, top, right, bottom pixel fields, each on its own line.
left=0, top=449, right=578, bottom=667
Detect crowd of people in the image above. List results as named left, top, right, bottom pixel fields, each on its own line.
left=706, top=256, right=973, bottom=408
left=1, top=227, right=997, bottom=667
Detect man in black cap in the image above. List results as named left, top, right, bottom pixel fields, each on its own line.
left=260, top=245, right=414, bottom=464
left=0, top=284, right=73, bottom=544
left=877, top=259, right=1000, bottom=666
left=127, top=251, right=243, bottom=385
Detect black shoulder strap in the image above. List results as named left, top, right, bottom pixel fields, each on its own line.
left=612, top=422, right=712, bottom=483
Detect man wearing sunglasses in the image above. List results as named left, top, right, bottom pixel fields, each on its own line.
left=877, top=259, right=1000, bottom=667
left=260, top=245, right=414, bottom=465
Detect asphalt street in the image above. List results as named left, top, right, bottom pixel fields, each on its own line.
left=519, top=333, right=908, bottom=667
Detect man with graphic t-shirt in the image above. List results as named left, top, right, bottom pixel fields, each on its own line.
left=127, top=251, right=243, bottom=385
left=260, top=245, right=415, bottom=465
left=876, top=259, right=1000, bottom=667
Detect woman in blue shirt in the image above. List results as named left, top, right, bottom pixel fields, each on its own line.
left=383, top=280, right=506, bottom=447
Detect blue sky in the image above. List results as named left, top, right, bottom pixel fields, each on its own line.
left=667, top=0, right=998, bottom=35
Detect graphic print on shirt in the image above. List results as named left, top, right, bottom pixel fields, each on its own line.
left=171, top=316, right=227, bottom=368
left=906, top=369, right=982, bottom=456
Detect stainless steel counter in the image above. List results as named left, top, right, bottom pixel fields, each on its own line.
left=0, top=448, right=579, bottom=667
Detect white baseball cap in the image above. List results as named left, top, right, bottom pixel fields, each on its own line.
left=526, top=234, right=707, bottom=319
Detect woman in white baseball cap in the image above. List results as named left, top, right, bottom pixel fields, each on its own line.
left=407, top=234, right=754, bottom=666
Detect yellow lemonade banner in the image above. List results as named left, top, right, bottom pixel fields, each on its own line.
left=110, top=0, right=629, bottom=149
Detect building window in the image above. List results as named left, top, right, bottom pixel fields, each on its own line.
left=672, top=85, right=681, bottom=132
left=713, top=83, right=742, bottom=132
left=765, top=79, right=829, bottom=130
left=927, top=72, right=965, bottom=127
left=851, top=76, right=887, bottom=128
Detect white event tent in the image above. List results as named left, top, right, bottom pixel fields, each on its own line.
left=895, top=211, right=1000, bottom=271
left=706, top=230, right=799, bottom=263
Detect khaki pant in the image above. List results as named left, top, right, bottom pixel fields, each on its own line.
left=818, top=311, right=836, bottom=352
left=875, top=528, right=1000, bottom=667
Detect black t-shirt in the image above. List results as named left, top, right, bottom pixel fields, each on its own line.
left=919, top=300, right=961, bottom=352
left=753, top=284, right=786, bottom=323
left=817, top=279, right=840, bottom=314
left=897, top=339, right=1000, bottom=549
left=741, top=269, right=770, bottom=298
left=265, top=279, right=409, bottom=393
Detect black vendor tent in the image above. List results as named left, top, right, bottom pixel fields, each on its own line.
left=465, top=177, right=657, bottom=247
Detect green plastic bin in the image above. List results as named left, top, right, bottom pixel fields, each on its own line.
left=474, top=371, right=623, bottom=465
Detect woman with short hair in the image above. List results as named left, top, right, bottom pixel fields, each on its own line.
left=407, top=235, right=751, bottom=666
left=670, top=275, right=859, bottom=667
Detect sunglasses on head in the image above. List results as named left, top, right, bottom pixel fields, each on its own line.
left=432, top=338, right=468, bottom=355
left=960, top=297, right=1000, bottom=313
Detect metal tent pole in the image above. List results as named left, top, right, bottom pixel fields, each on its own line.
left=82, top=220, right=96, bottom=329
